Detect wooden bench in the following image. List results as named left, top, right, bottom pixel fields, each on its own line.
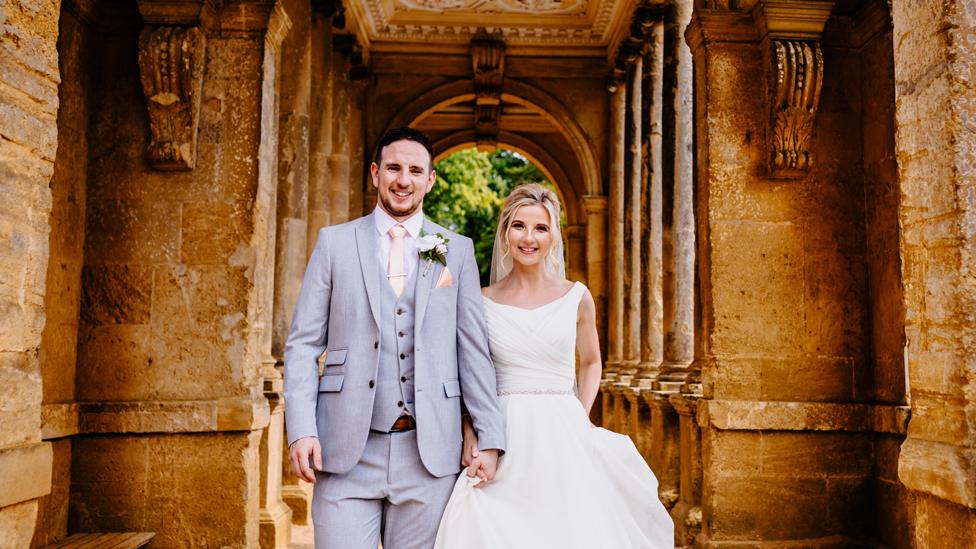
left=45, top=532, right=155, bottom=549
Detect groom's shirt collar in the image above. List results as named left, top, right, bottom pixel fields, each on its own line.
left=373, top=206, right=424, bottom=238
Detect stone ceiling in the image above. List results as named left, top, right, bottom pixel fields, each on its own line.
left=346, top=0, right=635, bottom=53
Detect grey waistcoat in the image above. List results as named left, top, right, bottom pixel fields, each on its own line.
left=370, top=268, right=418, bottom=431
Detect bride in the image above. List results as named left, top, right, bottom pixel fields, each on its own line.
left=433, top=184, right=674, bottom=548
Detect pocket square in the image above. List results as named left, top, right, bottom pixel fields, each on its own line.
left=435, top=266, right=454, bottom=288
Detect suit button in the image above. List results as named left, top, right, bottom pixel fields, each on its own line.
left=400, top=353, right=406, bottom=360
left=373, top=341, right=378, bottom=349
left=400, top=376, right=407, bottom=383
left=396, top=308, right=404, bottom=315
left=368, top=380, right=375, bottom=388
left=397, top=400, right=404, bottom=407
left=398, top=331, right=405, bottom=338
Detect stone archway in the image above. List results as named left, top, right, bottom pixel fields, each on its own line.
left=371, top=79, right=609, bottom=301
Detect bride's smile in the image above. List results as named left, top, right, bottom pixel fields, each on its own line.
left=506, top=204, right=553, bottom=268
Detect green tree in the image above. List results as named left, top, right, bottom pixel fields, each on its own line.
left=424, top=148, right=552, bottom=285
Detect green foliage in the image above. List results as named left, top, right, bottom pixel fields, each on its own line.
left=424, top=148, right=553, bottom=286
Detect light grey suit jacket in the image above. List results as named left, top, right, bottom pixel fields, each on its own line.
left=284, top=212, right=506, bottom=477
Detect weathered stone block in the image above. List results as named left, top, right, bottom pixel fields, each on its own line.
left=181, top=201, right=250, bottom=265
left=80, top=264, right=153, bottom=326
left=759, top=432, right=872, bottom=477
left=31, top=438, right=71, bottom=547
left=84, top=199, right=181, bottom=264
left=710, top=222, right=804, bottom=356
left=0, top=351, right=42, bottom=448
left=0, top=442, right=52, bottom=507
left=0, top=500, right=39, bottom=549
left=38, top=321, right=80, bottom=403
left=913, top=492, right=976, bottom=549
left=76, top=324, right=152, bottom=401
left=907, top=392, right=968, bottom=445
left=873, top=478, right=915, bottom=549
left=71, top=432, right=263, bottom=547
left=760, top=358, right=855, bottom=403
left=707, top=475, right=830, bottom=541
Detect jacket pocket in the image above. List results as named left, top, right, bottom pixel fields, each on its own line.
left=442, top=379, right=461, bottom=398
left=323, top=348, right=347, bottom=367
left=319, top=374, right=344, bottom=392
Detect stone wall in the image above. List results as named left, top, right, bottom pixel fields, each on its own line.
left=0, top=1, right=60, bottom=547
left=53, top=2, right=285, bottom=546
left=32, top=3, right=93, bottom=545
left=892, top=0, right=976, bottom=544
left=687, top=2, right=911, bottom=545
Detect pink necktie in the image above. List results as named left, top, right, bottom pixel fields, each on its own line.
left=388, top=225, right=407, bottom=297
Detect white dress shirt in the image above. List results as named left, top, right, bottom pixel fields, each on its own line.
left=374, top=206, right=424, bottom=279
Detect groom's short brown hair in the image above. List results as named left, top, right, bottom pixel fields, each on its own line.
left=373, top=127, right=435, bottom=171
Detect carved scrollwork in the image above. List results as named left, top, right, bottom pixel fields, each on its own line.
left=138, top=26, right=205, bottom=171
left=397, top=0, right=584, bottom=14
left=768, top=39, right=822, bottom=178
left=471, top=29, right=505, bottom=148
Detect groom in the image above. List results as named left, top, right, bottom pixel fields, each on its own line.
left=284, top=127, right=505, bottom=548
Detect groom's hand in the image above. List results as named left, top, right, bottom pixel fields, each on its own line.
left=461, top=416, right=479, bottom=468
left=289, top=436, right=322, bottom=483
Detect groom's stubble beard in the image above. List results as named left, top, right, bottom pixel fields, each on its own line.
left=378, top=192, right=424, bottom=219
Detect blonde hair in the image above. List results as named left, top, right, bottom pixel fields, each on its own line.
left=490, top=183, right=566, bottom=283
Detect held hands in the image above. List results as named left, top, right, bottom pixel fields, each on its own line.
left=289, top=436, right=322, bottom=483
left=462, top=415, right=498, bottom=488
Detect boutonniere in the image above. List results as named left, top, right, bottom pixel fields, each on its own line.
left=417, top=230, right=449, bottom=277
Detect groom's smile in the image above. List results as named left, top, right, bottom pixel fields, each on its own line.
left=371, top=139, right=436, bottom=221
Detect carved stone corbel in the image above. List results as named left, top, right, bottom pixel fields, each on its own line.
left=755, top=0, right=833, bottom=178
left=138, top=26, right=205, bottom=171
left=470, top=29, right=505, bottom=150
left=767, top=39, right=822, bottom=177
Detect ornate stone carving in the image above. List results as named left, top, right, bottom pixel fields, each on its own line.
left=471, top=29, right=505, bottom=149
left=767, top=39, right=822, bottom=178
left=138, top=26, right=205, bottom=171
left=396, top=0, right=585, bottom=14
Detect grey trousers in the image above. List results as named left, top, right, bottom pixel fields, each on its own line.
left=312, top=429, right=458, bottom=549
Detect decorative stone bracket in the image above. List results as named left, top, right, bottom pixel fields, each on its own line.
left=755, top=0, right=833, bottom=178
left=767, top=39, right=823, bottom=178
left=470, top=28, right=505, bottom=150
left=138, top=26, right=205, bottom=171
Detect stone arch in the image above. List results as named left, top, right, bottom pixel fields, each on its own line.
left=430, top=129, right=580, bottom=226
left=375, top=78, right=604, bottom=207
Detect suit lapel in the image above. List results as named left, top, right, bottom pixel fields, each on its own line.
left=355, top=215, right=382, bottom=330
left=414, top=219, right=444, bottom=334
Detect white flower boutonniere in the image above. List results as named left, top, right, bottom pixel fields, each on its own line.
left=417, top=230, right=449, bottom=276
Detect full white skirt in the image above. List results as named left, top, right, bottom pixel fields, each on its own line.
left=433, top=393, right=674, bottom=549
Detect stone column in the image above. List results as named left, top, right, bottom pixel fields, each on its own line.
left=669, top=393, right=703, bottom=547
left=622, top=56, right=643, bottom=381
left=893, top=0, right=976, bottom=541
left=640, top=21, right=665, bottom=386
left=605, top=76, right=627, bottom=377
left=566, top=224, right=586, bottom=283
left=582, top=196, right=608, bottom=355
left=644, top=392, right=681, bottom=511
left=661, top=0, right=696, bottom=382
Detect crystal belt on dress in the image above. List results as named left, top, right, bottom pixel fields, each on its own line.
left=497, top=388, right=575, bottom=396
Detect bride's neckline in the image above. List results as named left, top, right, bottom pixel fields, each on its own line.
left=482, top=281, right=580, bottom=312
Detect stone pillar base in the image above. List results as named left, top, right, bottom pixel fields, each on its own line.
left=260, top=501, right=293, bottom=549
left=282, top=483, right=313, bottom=525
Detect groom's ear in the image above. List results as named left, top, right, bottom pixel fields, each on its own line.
left=425, top=169, right=436, bottom=192
left=370, top=162, right=380, bottom=188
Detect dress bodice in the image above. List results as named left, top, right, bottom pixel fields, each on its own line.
left=482, top=282, right=586, bottom=395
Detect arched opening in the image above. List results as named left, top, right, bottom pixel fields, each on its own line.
left=425, top=145, right=561, bottom=285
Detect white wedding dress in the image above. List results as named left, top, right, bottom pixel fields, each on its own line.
left=433, top=282, right=674, bottom=548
